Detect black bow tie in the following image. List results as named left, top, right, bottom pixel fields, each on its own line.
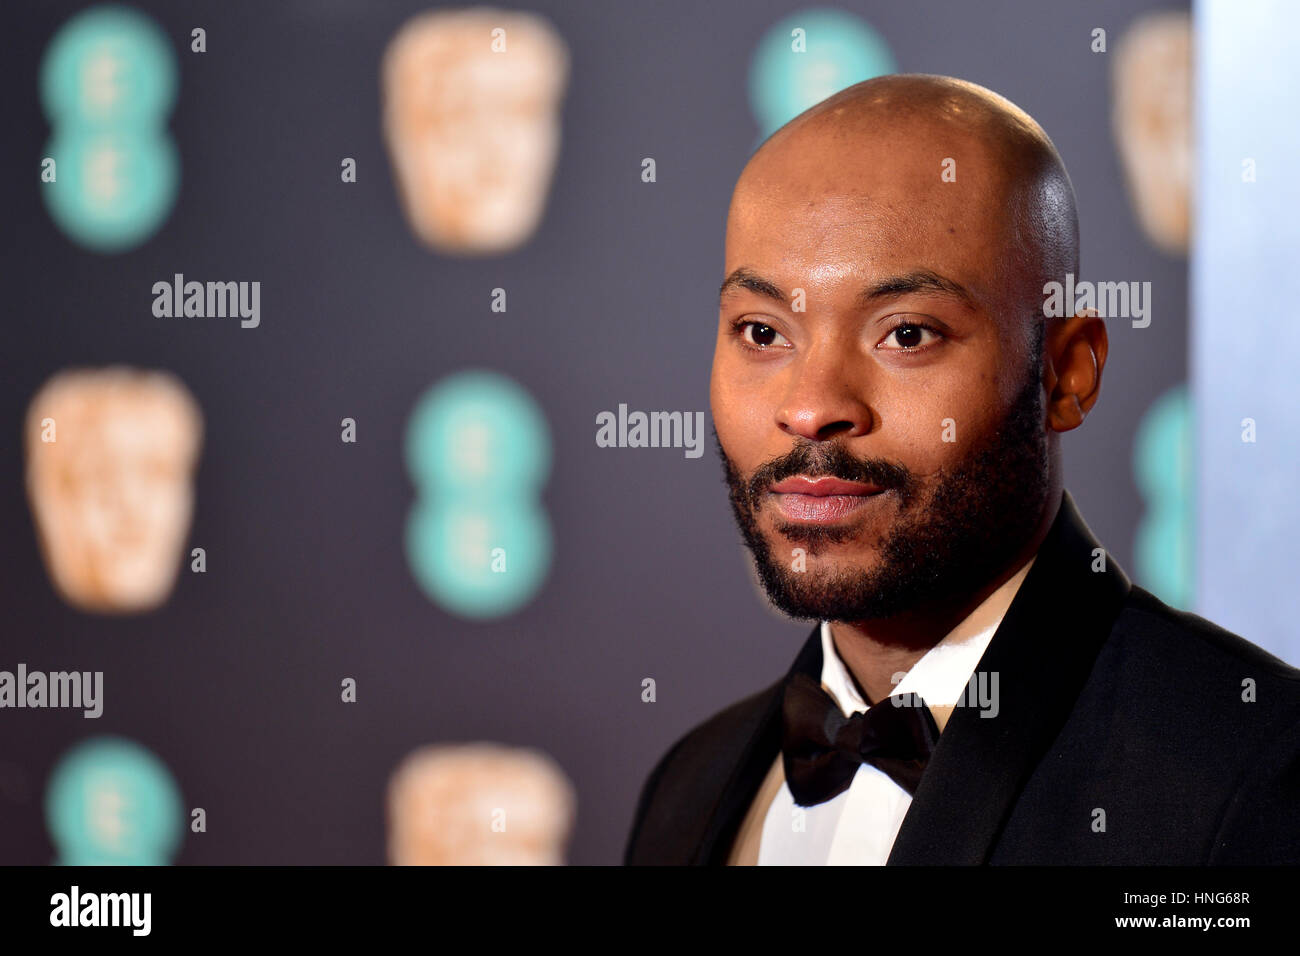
left=781, top=671, right=941, bottom=807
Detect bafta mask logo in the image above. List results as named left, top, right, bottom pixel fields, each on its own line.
left=1112, top=12, right=1192, bottom=255
left=25, top=367, right=203, bottom=614
left=388, top=743, right=575, bottom=865
left=381, top=7, right=570, bottom=254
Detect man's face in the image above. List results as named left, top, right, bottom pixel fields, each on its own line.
left=710, top=121, right=1051, bottom=622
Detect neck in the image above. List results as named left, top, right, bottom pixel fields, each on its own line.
left=829, top=486, right=1060, bottom=705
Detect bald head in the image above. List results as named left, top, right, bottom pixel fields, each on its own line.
left=732, top=73, right=1079, bottom=330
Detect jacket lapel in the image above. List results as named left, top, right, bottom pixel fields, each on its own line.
left=886, top=488, right=1131, bottom=863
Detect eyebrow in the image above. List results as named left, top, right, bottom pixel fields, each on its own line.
left=718, top=267, right=978, bottom=311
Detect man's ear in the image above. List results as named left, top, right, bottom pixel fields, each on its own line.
left=1043, top=310, right=1107, bottom=432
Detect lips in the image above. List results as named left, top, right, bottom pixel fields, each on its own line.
left=769, top=476, right=883, bottom=496
left=768, top=475, right=885, bottom=524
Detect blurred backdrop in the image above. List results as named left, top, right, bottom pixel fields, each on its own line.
left=1, top=0, right=1293, bottom=865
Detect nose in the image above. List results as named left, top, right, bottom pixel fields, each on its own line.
left=775, top=340, right=875, bottom=442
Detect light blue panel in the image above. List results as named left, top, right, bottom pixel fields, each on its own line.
left=1193, top=0, right=1300, bottom=663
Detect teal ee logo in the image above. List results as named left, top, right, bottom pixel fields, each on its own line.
left=40, top=5, right=179, bottom=253
left=1133, top=384, right=1194, bottom=609
left=405, top=370, right=552, bottom=619
left=45, top=736, right=183, bottom=865
left=748, top=8, right=896, bottom=142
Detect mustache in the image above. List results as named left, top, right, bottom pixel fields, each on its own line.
left=727, top=436, right=916, bottom=507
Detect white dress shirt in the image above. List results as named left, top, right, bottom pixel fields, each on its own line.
left=739, top=555, right=1036, bottom=866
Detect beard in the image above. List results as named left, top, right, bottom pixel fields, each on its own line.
left=718, top=350, right=1050, bottom=623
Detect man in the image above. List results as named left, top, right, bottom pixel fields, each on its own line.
left=624, top=74, right=1300, bottom=865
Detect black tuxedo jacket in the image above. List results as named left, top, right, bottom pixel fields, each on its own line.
left=625, top=490, right=1300, bottom=865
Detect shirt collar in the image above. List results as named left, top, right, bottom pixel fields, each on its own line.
left=818, top=553, right=1037, bottom=727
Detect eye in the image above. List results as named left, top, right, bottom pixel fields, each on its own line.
left=878, top=321, right=943, bottom=351
left=730, top=319, right=792, bottom=350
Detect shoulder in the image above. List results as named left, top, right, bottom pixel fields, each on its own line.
left=632, top=681, right=778, bottom=805
left=1103, top=587, right=1300, bottom=861
left=654, top=682, right=776, bottom=772
left=1099, top=584, right=1300, bottom=747
left=1115, top=585, right=1300, bottom=690
left=1070, top=583, right=1300, bottom=775
left=624, top=681, right=779, bottom=863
